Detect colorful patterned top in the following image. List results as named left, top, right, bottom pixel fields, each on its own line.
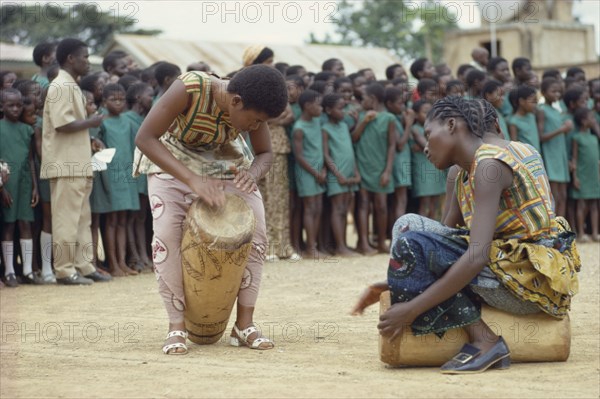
left=455, top=142, right=581, bottom=318
left=456, top=142, right=555, bottom=241
left=133, top=72, right=253, bottom=179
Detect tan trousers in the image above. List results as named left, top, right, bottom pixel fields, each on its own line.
left=49, top=177, right=96, bottom=279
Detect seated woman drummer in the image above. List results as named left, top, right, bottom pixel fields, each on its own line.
left=351, top=96, right=581, bottom=374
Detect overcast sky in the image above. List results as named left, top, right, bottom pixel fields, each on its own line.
left=19, top=0, right=600, bottom=53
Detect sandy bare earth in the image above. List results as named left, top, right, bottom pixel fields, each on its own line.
left=0, top=242, right=598, bottom=399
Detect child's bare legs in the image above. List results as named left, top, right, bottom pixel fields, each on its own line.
left=134, top=195, right=152, bottom=268
left=91, top=213, right=100, bottom=268
left=302, top=194, right=325, bottom=259
left=418, top=196, right=431, bottom=218
left=550, top=182, right=567, bottom=217
left=289, top=190, right=303, bottom=254
left=372, top=192, right=389, bottom=253
left=390, top=187, right=408, bottom=236
left=590, top=200, right=599, bottom=240
left=126, top=210, right=142, bottom=271
left=567, top=198, right=577, bottom=234
left=39, top=201, right=53, bottom=277
left=105, top=212, right=124, bottom=276
left=355, top=189, right=376, bottom=255
left=116, top=211, right=137, bottom=275
left=576, top=199, right=589, bottom=241
left=330, top=192, right=355, bottom=256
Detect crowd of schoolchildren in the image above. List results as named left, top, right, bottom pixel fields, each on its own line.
left=0, top=42, right=599, bottom=288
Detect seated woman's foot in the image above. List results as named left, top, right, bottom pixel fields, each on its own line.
left=230, top=323, right=274, bottom=350
left=440, top=336, right=510, bottom=374
left=163, top=330, right=188, bottom=355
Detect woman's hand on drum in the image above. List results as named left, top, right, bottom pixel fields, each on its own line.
left=233, top=169, right=258, bottom=193
left=377, top=301, right=417, bottom=342
left=350, top=281, right=388, bottom=316
left=187, top=175, right=226, bottom=208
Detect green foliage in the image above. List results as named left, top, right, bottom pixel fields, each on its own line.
left=308, top=0, right=458, bottom=63
left=0, top=3, right=161, bottom=53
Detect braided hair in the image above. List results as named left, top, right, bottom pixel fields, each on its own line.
left=478, top=99, right=500, bottom=135
left=426, top=96, right=485, bottom=138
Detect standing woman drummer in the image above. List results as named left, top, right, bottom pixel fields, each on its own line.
left=135, top=65, right=288, bottom=354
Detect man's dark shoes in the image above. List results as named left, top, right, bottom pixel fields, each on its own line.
left=56, top=273, right=94, bottom=285
left=84, top=271, right=112, bottom=282
left=440, top=336, right=511, bottom=374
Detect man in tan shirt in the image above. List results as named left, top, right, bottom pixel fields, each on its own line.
left=41, top=38, right=111, bottom=284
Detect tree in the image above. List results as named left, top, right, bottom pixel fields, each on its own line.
left=0, top=3, right=161, bottom=53
left=307, top=0, right=458, bottom=63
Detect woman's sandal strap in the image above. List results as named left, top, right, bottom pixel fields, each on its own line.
left=165, top=330, right=188, bottom=339
left=163, top=343, right=188, bottom=355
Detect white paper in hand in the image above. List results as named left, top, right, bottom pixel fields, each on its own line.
left=91, top=148, right=116, bottom=172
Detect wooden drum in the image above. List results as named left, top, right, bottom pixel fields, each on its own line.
left=379, top=292, right=571, bottom=366
left=181, top=193, right=256, bottom=345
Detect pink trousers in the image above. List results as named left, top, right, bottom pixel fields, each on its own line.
left=148, top=174, right=267, bottom=323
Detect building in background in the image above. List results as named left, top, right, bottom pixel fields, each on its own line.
left=444, top=0, right=598, bottom=77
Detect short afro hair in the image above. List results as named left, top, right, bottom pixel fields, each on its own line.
left=487, top=57, right=507, bottom=73
left=410, top=58, right=428, bottom=79
left=228, top=64, right=288, bottom=118
left=155, top=62, right=181, bottom=86
left=322, top=58, right=341, bottom=72
left=365, top=82, right=385, bottom=103
left=126, top=82, right=153, bottom=107
left=33, top=42, right=57, bottom=67
left=298, top=89, right=321, bottom=110
left=102, top=83, right=126, bottom=100
left=56, top=38, right=87, bottom=66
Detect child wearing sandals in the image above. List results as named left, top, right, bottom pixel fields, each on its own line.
left=135, top=66, right=288, bottom=354
left=352, top=96, right=580, bottom=374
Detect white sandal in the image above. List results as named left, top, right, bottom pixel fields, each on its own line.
left=230, top=324, right=274, bottom=350
left=162, top=330, right=188, bottom=355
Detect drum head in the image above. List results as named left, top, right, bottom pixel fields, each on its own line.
left=184, top=193, right=256, bottom=248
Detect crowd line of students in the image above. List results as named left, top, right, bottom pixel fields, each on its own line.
left=0, top=42, right=598, bottom=288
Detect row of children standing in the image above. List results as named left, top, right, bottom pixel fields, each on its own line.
left=0, top=42, right=167, bottom=287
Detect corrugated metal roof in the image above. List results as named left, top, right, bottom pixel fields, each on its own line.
left=105, top=34, right=402, bottom=78
left=0, top=41, right=103, bottom=64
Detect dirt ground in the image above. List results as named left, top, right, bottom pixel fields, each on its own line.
left=0, top=242, right=598, bottom=399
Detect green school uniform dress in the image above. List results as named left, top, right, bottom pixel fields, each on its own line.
left=322, top=120, right=358, bottom=197
left=496, top=111, right=510, bottom=141
left=123, top=110, right=148, bottom=196
left=410, top=123, right=446, bottom=198
left=292, top=118, right=325, bottom=198
left=31, top=74, right=50, bottom=90
left=34, top=117, right=51, bottom=203
left=287, top=102, right=303, bottom=192
left=564, top=113, right=576, bottom=159
left=342, top=103, right=357, bottom=131
left=508, top=113, right=541, bottom=154
left=355, top=111, right=395, bottom=194
left=89, top=125, right=112, bottom=214
left=571, top=130, right=600, bottom=199
left=392, top=115, right=411, bottom=188
left=0, top=119, right=34, bottom=222
left=102, top=114, right=140, bottom=211
left=500, top=93, right=513, bottom=118
left=538, top=104, right=570, bottom=183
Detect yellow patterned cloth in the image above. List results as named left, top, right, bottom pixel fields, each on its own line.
left=133, top=72, right=253, bottom=179
left=456, top=142, right=581, bottom=318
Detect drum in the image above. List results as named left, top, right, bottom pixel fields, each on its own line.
left=181, top=193, right=256, bottom=345
left=379, top=292, right=571, bottom=366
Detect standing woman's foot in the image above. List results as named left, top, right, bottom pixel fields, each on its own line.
left=230, top=323, right=274, bottom=350
left=163, top=330, right=188, bottom=355
left=355, top=245, right=377, bottom=256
